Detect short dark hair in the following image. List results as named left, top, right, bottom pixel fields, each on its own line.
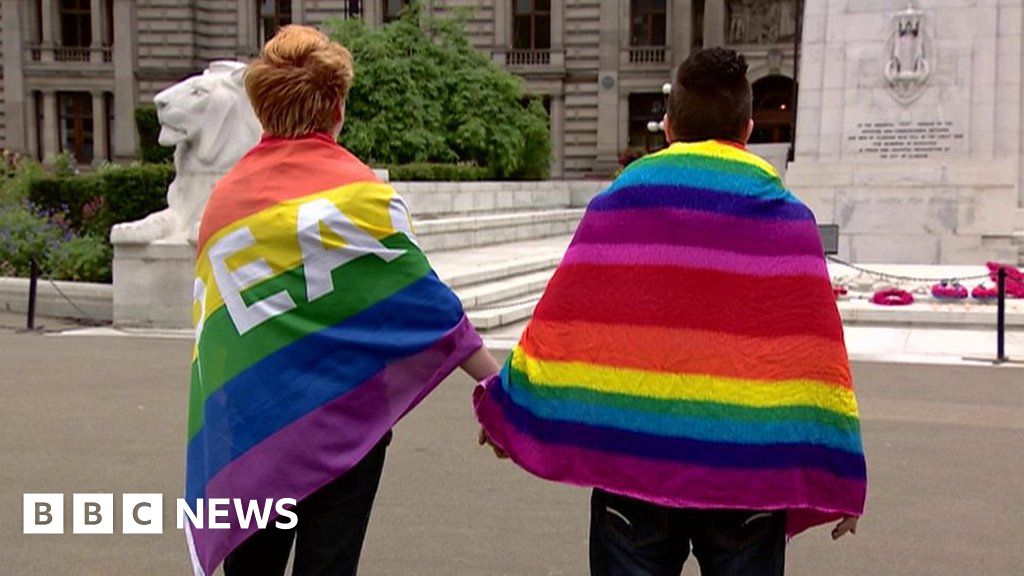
left=667, top=48, right=751, bottom=143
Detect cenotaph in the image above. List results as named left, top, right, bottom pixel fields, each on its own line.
left=786, top=1, right=1023, bottom=264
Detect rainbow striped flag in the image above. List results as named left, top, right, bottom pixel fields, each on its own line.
left=186, top=134, right=482, bottom=574
left=475, top=140, right=867, bottom=536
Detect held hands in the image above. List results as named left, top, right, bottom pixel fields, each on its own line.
left=831, top=516, right=859, bottom=540
left=477, top=428, right=508, bottom=460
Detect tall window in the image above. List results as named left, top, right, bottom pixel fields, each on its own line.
left=343, top=0, right=364, bottom=19
left=383, top=0, right=411, bottom=23
left=258, top=0, right=292, bottom=45
left=628, top=93, right=667, bottom=151
left=692, top=0, right=705, bottom=50
left=33, top=0, right=44, bottom=43
left=631, top=0, right=667, bottom=46
left=58, top=92, right=94, bottom=164
left=512, top=0, right=551, bottom=50
left=104, top=0, right=114, bottom=46
left=105, top=92, right=115, bottom=161
left=59, top=0, right=91, bottom=47
left=34, top=91, right=45, bottom=162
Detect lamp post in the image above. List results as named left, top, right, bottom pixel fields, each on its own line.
left=647, top=82, right=672, bottom=135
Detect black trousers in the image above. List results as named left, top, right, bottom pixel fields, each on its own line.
left=224, top=432, right=391, bottom=576
left=590, top=489, right=787, bottom=576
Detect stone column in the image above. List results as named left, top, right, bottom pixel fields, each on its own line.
left=26, top=93, right=39, bottom=159
left=703, top=0, right=726, bottom=47
left=363, top=0, right=381, bottom=28
left=41, top=91, right=60, bottom=164
left=551, top=0, right=565, bottom=64
left=237, top=1, right=254, bottom=55
left=111, top=0, right=138, bottom=160
left=672, top=0, right=693, bottom=65
left=594, top=0, right=622, bottom=173
left=2, top=0, right=28, bottom=152
left=550, top=94, right=565, bottom=178
left=1019, top=14, right=1024, bottom=208
left=40, top=0, right=55, bottom=62
left=92, top=92, right=109, bottom=164
left=90, top=0, right=104, bottom=63
left=492, top=0, right=508, bottom=64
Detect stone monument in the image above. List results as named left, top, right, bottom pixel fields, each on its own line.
left=110, top=61, right=262, bottom=327
left=786, top=0, right=1023, bottom=264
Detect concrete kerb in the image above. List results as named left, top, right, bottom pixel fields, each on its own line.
left=0, top=277, right=113, bottom=323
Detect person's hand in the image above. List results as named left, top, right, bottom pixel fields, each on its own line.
left=477, top=428, right=508, bottom=459
left=831, top=516, right=859, bottom=540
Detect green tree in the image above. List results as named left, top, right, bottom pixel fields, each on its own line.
left=325, top=3, right=551, bottom=179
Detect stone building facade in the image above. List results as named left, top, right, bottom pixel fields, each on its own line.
left=0, top=0, right=800, bottom=176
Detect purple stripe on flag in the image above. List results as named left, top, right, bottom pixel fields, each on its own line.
left=562, top=243, right=830, bottom=278
left=474, top=383, right=865, bottom=538
left=191, top=316, right=483, bottom=574
left=575, top=208, right=824, bottom=257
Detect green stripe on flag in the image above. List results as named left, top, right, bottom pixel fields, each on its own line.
left=187, top=233, right=431, bottom=440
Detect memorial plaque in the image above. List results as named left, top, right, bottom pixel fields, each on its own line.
left=846, top=119, right=965, bottom=160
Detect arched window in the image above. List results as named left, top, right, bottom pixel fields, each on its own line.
left=628, top=93, right=667, bottom=151
left=750, top=75, right=794, bottom=144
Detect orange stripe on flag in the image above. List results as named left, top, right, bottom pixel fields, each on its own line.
left=520, top=319, right=852, bottom=389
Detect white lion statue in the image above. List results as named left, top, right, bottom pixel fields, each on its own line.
left=110, top=61, right=262, bottom=245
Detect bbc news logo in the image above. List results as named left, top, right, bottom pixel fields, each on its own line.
left=23, top=493, right=297, bottom=534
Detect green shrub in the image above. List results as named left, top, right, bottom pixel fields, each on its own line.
left=26, top=173, right=104, bottom=232
left=97, top=163, right=174, bottom=228
left=325, top=3, right=551, bottom=180
left=46, top=234, right=112, bottom=283
left=134, top=106, right=174, bottom=164
left=28, top=163, right=173, bottom=236
left=385, top=163, right=492, bottom=181
left=0, top=203, right=63, bottom=276
left=0, top=157, right=46, bottom=206
left=52, top=151, right=78, bottom=177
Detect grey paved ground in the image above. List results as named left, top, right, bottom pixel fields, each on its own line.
left=0, top=331, right=1021, bottom=575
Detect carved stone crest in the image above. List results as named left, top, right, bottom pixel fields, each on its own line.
left=884, top=3, right=931, bottom=105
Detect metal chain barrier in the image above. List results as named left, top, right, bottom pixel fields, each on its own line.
left=826, top=256, right=993, bottom=284
left=17, top=257, right=98, bottom=331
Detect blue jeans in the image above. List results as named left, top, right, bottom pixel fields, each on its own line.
left=590, top=490, right=786, bottom=576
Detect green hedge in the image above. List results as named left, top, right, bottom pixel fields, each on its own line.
left=28, top=164, right=174, bottom=237
left=134, top=106, right=175, bottom=164
left=384, top=163, right=492, bottom=182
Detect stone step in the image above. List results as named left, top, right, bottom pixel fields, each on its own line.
left=457, top=270, right=555, bottom=309
left=415, top=209, right=584, bottom=252
left=429, top=235, right=571, bottom=289
left=466, top=293, right=542, bottom=331
left=394, top=180, right=606, bottom=218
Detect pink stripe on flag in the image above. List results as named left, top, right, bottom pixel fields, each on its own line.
left=562, top=243, right=830, bottom=278
left=474, top=383, right=865, bottom=538
left=191, top=316, right=483, bottom=574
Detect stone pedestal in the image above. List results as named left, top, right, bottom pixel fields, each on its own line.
left=112, top=240, right=195, bottom=328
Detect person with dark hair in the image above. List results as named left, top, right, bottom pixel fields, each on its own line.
left=475, top=46, right=866, bottom=576
left=666, top=47, right=753, bottom=144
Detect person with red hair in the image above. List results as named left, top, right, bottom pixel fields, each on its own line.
left=187, top=25, right=499, bottom=576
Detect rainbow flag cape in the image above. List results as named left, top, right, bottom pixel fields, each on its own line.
left=186, top=134, right=482, bottom=574
left=475, top=140, right=867, bottom=536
